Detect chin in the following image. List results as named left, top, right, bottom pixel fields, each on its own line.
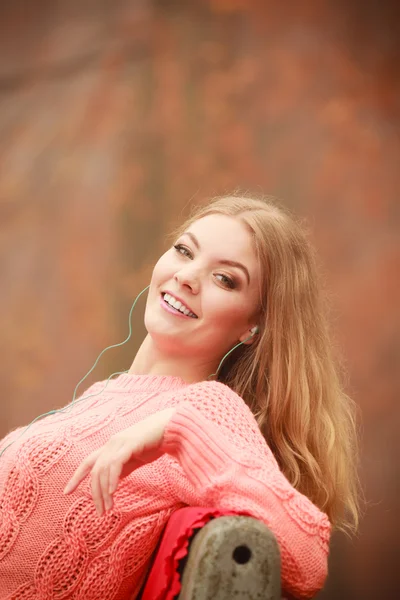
left=145, top=319, right=200, bottom=360
left=145, top=311, right=178, bottom=340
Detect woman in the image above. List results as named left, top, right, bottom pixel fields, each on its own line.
left=0, top=195, right=360, bottom=599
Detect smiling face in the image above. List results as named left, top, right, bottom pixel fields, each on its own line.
left=144, top=214, right=261, bottom=366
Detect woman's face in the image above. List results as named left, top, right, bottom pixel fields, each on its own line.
left=144, top=214, right=261, bottom=361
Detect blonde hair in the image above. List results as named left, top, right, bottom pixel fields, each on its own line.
left=172, top=194, right=361, bottom=534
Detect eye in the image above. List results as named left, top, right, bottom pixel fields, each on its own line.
left=173, top=243, right=193, bottom=259
left=215, top=273, right=236, bottom=289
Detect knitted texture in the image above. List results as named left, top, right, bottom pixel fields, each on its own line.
left=0, top=374, right=330, bottom=599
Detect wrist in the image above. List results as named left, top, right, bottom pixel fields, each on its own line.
left=160, top=407, right=176, bottom=427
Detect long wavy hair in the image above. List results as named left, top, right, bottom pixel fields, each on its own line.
left=171, top=194, right=361, bottom=535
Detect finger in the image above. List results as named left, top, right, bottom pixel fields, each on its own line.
left=99, top=465, right=112, bottom=511
left=64, top=451, right=100, bottom=495
left=108, top=458, right=124, bottom=495
left=91, top=467, right=104, bottom=517
left=109, top=443, right=139, bottom=494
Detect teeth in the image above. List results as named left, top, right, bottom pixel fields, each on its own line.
left=162, top=293, right=197, bottom=318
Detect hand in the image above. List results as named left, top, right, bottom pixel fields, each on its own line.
left=63, top=407, right=176, bottom=516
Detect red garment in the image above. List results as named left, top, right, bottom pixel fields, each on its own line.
left=140, top=507, right=238, bottom=600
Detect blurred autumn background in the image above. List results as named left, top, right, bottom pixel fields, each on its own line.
left=0, top=0, right=399, bottom=598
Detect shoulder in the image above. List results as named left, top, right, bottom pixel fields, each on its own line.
left=186, top=379, right=243, bottom=401
left=170, top=380, right=269, bottom=458
left=179, top=380, right=251, bottom=416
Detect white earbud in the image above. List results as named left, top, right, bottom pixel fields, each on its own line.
left=250, top=326, right=259, bottom=336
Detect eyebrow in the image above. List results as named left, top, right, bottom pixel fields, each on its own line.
left=182, top=231, right=251, bottom=285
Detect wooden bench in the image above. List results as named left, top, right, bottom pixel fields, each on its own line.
left=139, top=509, right=283, bottom=599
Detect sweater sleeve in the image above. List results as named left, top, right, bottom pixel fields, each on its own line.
left=160, top=383, right=331, bottom=599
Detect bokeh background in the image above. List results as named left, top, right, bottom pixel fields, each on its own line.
left=0, top=1, right=399, bottom=598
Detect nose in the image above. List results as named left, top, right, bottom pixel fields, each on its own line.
left=174, top=267, right=200, bottom=294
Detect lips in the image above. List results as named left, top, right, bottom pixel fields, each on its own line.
left=161, top=292, right=198, bottom=318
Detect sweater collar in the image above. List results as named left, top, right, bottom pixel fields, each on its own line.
left=111, top=373, right=189, bottom=393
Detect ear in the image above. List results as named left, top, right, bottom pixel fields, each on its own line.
left=239, top=325, right=259, bottom=345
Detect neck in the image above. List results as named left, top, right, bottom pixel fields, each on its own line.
left=129, top=335, right=217, bottom=384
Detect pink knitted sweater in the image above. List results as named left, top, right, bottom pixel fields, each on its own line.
left=0, top=374, right=330, bottom=599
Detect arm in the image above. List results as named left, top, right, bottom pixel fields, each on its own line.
left=160, top=393, right=330, bottom=599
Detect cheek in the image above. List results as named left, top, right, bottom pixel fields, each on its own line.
left=145, top=259, right=168, bottom=316
left=204, top=290, right=249, bottom=325
left=150, top=254, right=171, bottom=286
